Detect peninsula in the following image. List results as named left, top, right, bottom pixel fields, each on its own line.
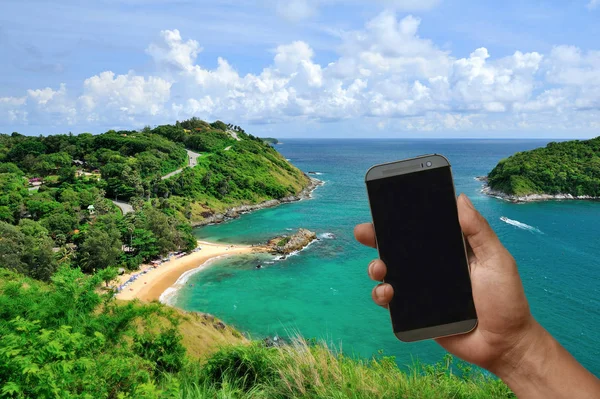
left=0, top=118, right=319, bottom=282
left=483, top=136, right=600, bottom=202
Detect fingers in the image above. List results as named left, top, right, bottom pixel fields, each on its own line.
left=368, top=259, right=392, bottom=307
left=368, top=259, right=387, bottom=281
left=354, top=223, right=376, bottom=248
left=372, top=283, right=394, bottom=308
left=457, top=194, right=507, bottom=264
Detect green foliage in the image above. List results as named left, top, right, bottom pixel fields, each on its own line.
left=488, top=137, right=600, bottom=196
left=180, top=340, right=514, bottom=399
left=185, top=130, right=235, bottom=152
left=134, top=329, right=187, bottom=374
left=0, top=118, right=308, bottom=281
left=0, top=220, right=56, bottom=281
left=277, top=237, right=291, bottom=247
left=77, top=216, right=123, bottom=273
left=0, top=268, right=184, bottom=398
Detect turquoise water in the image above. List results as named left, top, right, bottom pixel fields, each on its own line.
left=177, top=139, right=600, bottom=375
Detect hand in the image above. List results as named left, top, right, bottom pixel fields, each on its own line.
left=355, top=194, right=536, bottom=373
left=355, top=194, right=600, bottom=398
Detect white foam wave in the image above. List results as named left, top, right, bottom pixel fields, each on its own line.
left=159, top=287, right=179, bottom=305
left=159, top=254, right=232, bottom=306
left=319, top=232, right=335, bottom=239
left=500, top=217, right=543, bottom=234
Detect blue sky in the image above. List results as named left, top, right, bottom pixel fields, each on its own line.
left=1, top=0, right=599, bottom=138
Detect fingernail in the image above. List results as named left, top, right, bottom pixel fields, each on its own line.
left=368, top=260, right=376, bottom=275
left=375, top=285, right=386, bottom=300
left=462, top=194, right=475, bottom=210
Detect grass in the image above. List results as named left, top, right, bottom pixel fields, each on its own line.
left=171, top=338, right=514, bottom=399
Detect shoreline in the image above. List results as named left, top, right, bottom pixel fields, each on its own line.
left=114, top=241, right=266, bottom=302
left=191, top=176, right=323, bottom=227
left=480, top=184, right=600, bottom=203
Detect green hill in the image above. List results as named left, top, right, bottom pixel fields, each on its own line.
left=0, top=119, right=310, bottom=280
left=487, top=137, right=600, bottom=198
left=0, top=268, right=513, bottom=398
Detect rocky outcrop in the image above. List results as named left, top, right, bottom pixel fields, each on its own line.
left=192, top=176, right=323, bottom=227
left=266, top=228, right=317, bottom=255
left=481, top=184, right=600, bottom=203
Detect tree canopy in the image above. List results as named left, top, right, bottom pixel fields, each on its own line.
left=488, top=137, right=600, bottom=196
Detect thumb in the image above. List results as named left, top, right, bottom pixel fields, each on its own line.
left=457, top=194, right=506, bottom=264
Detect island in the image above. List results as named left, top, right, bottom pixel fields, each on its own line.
left=483, top=136, right=600, bottom=202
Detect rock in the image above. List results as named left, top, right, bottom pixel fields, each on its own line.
left=267, top=228, right=317, bottom=255
left=263, top=336, right=288, bottom=347
left=225, top=209, right=239, bottom=219
left=481, top=184, right=600, bottom=203
left=213, top=321, right=226, bottom=330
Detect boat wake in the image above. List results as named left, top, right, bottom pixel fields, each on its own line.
left=500, top=217, right=543, bottom=234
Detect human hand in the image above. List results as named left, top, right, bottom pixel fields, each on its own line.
left=355, top=194, right=600, bottom=398
left=354, top=194, right=538, bottom=374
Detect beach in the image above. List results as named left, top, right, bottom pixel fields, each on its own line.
left=115, top=241, right=262, bottom=302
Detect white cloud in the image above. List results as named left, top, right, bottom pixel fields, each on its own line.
left=587, top=0, right=599, bottom=10
left=2, top=11, right=600, bottom=133
left=146, top=29, right=201, bottom=71
left=79, top=71, right=172, bottom=123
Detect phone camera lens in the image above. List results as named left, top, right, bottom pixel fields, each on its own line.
left=426, top=161, right=432, bottom=167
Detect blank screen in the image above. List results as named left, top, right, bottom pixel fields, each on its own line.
left=367, top=166, right=476, bottom=332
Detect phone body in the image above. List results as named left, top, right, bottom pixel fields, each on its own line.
left=365, top=154, right=477, bottom=342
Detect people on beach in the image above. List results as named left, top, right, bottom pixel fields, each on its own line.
left=355, top=194, right=600, bottom=398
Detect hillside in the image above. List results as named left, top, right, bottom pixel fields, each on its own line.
left=0, top=268, right=514, bottom=398
left=0, top=119, right=311, bottom=280
left=487, top=137, right=600, bottom=200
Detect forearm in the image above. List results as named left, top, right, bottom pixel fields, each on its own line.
left=493, top=321, right=600, bottom=399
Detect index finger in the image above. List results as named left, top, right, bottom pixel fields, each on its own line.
left=354, top=223, right=377, bottom=248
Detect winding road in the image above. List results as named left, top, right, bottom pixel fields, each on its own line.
left=112, top=149, right=201, bottom=214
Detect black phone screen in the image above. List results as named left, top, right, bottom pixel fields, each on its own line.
left=366, top=166, right=476, bottom=333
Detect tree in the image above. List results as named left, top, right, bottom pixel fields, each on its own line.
left=0, top=220, right=57, bottom=281
left=40, top=212, right=78, bottom=237
left=78, top=219, right=122, bottom=273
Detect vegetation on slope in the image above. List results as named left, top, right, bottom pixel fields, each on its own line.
left=0, top=268, right=513, bottom=398
left=487, top=137, right=600, bottom=197
left=0, top=119, right=309, bottom=279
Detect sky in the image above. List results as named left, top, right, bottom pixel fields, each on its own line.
left=1, top=0, right=599, bottom=138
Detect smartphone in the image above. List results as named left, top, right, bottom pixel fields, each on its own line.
left=365, top=154, right=477, bottom=342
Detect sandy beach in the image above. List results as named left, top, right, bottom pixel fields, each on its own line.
left=115, top=241, right=263, bottom=302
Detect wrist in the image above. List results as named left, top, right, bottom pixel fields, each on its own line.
left=491, top=320, right=557, bottom=394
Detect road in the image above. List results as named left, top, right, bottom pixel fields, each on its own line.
left=112, top=200, right=134, bottom=215
left=30, top=149, right=202, bottom=215
left=227, top=130, right=242, bottom=141
left=161, top=149, right=201, bottom=180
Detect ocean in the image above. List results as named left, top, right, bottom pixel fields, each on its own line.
left=174, top=139, right=600, bottom=375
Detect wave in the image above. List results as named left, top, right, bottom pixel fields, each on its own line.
left=500, top=217, right=543, bottom=234
left=159, top=254, right=232, bottom=305
left=319, top=232, right=335, bottom=239
left=272, top=239, right=317, bottom=261
left=159, top=287, right=179, bottom=306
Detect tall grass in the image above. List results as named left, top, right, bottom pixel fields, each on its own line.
left=175, top=337, right=515, bottom=399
